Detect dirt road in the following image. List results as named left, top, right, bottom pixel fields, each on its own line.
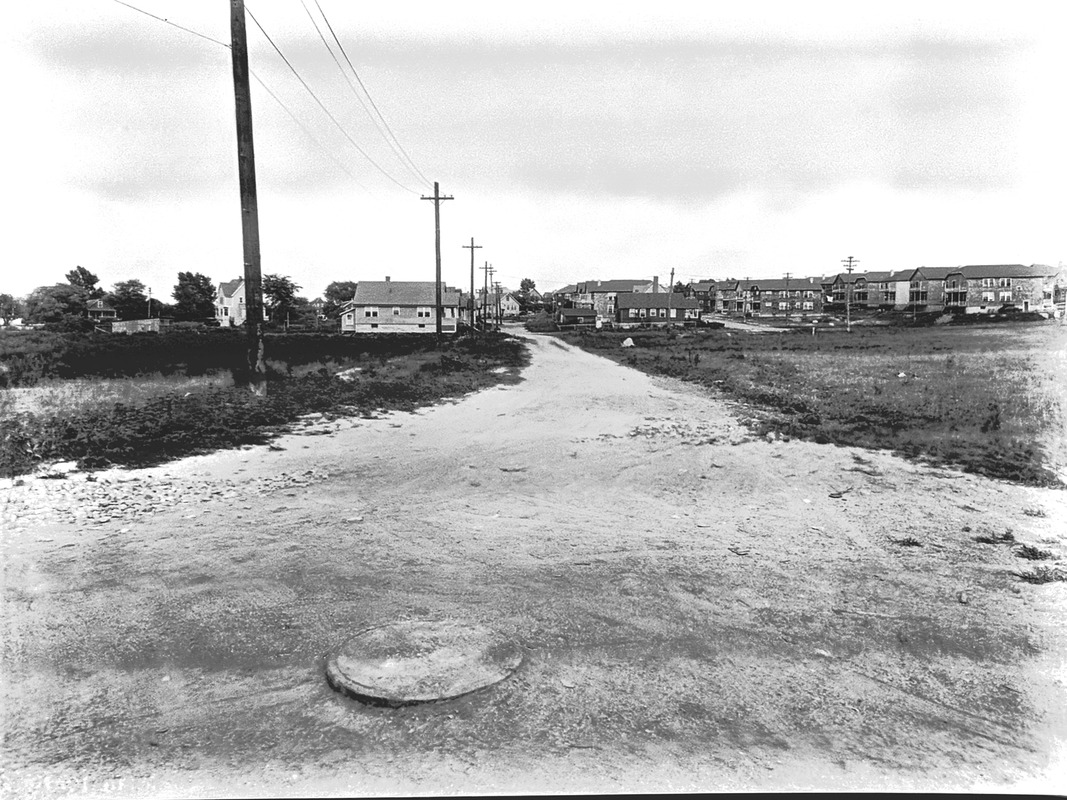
left=2, top=331, right=1066, bottom=796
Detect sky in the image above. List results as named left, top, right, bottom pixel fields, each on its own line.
left=3, top=1, right=1065, bottom=301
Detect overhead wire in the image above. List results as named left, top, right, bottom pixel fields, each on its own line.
left=298, top=0, right=430, bottom=190
left=245, top=4, right=421, bottom=195
left=109, top=0, right=369, bottom=192
left=311, top=0, right=433, bottom=189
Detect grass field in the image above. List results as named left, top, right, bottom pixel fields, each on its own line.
left=559, top=322, right=1067, bottom=488
left=0, top=333, right=527, bottom=477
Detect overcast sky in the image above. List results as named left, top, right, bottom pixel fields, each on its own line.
left=4, top=1, right=1065, bottom=300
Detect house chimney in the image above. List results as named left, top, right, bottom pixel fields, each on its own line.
left=385, top=275, right=390, bottom=282
left=653, top=276, right=659, bottom=293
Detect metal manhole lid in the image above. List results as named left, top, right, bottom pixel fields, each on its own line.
left=325, top=620, right=522, bottom=707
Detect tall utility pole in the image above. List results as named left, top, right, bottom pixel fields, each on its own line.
left=147, top=287, right=152, bottom=319
left=666, top=267, right=675, bottom=328
left=486, top=265, right=495, bottom=328
left=230, top=0, right=266, bottom=394
left=462, top=238, right=482, bottom=332
left=480, top=261, right=491, bottom=329
left=494, top=281, right=502, bottom=325
left=783, top=272, right=791, bottom=320
left=841, top=256, right=859, bottom=333
left=421, top=182, right=454, bottom=336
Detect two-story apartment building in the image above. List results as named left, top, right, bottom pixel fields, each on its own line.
left=340, top=278, right=461, bottom=333
left=943, top=264, right=1067, bottom=315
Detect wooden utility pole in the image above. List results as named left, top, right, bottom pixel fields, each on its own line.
left=494, top=281, right=502, bottom=325
left=842, top=256, right=859, bottom=333
left=783, top=272, right=791, bottom=320
left=229, top=0, right=266, bottom=394
left=480, top=261, right=491, bottom=329
left=666, top=267, right=674, bottom=328
left=462, top=238, right=482, bottom=331
left=421, top=182, right=454, bottom=337
left=230, top=0, right=266, bottom=394
left=486, top=265, right=495, bottom=328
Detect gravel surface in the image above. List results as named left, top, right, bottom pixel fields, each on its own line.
left=2, top=329, right=1065, bottom=797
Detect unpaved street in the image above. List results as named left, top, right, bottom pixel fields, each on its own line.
left=2, top=331, right=1066, bottom=796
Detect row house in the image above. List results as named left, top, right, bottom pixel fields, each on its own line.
left=942, top=264, right=1066, bottom=315
left=827, top=271, right=910, bottom=311
left=716, top=279, right=824, bottom=317
left=340, top=277, right=460, bottom=333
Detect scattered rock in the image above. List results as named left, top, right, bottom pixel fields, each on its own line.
left=957, top=590, right=970, bottom=605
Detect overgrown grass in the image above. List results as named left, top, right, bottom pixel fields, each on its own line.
left=555, top=323, right=1067, bottom=488
left=0, top=329, right=452, bottom=388
left=0, top=333, right=528, bottom=477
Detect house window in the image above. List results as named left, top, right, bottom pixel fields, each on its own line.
left=981, top=278, right=995, bottom=288
left=365, top=307, right=379, bottom=318
left=448, top=308, right=455, bottom=318
left=629, top=309, right=638, bottom=318
left=223, top=308, right=229, bottom=317
left=393, top=307, right=400, bottom=316
left=639, top=308, right=647, bottom=318
left=416, top=307, right=431, bottom=318
left=778, top=302, right=787, bottom=310
left=370, top=323, right=378, bottom=329
left=999, top=291, right=1012, bottom=302
left=998, top=278, right=1011, bottom=288
left=802, top=301, right=813, bottom=310
left=659, top=308, right=667, bottom=317
left=982, top=291, right=995, bottom=302
left=345, top=313, right=352, bottom=322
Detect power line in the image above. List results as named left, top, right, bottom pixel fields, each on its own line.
left=245, top=4, right=420, bottom=194
left=110, top=0, right=368, bottom=192
left=312, top=0, right=433, bottom=189
left=250, top=72, right=368, bottom=192
left=299, top=0, right=431, bottom=190
left=111, top=0, right=229, bottom=48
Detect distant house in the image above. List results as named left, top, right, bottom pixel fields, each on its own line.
left=215, top=278, right=268, bottom=326
left=616, top=292, right=699, bottom=328
left=686, top=280, right=717, bottom=312
left=339, top=277, right=461, bottom=333
left=572, top=279, right=653, bottom=321
left=86, top=298, right=117, bottom=322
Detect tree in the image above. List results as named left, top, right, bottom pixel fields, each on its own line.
left=322, top=280, right=358, bottom=319
left=518, top=277, right=538, bottom=311
left=24, top=283, right=91, bottom=330
left=0, top=293, right=23, bottom=325
left=172, top=272, right=216, bottom=321
left=262, top=274, right=301, bottom=324
left=65, top=266, right=105, bottom=299
left=673, top=281, right=686, bottom=295
left=107, top=279, right=150, bottom=321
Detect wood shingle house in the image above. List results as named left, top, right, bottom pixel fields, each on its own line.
left=339, top=277, right=461, bottom=333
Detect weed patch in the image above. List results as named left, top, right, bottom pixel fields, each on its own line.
left=1014, top=544, right=1054, bottom=561
left=1013, top=566, right=1067, bottom=584
left=0, top=333, right=527, bottom=477
left=557, top=324, right=1066, bottom=488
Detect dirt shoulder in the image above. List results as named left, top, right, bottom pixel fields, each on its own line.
left=2, top=331, right=1066, bottom=796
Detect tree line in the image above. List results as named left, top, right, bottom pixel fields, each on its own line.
left=0, top=270, right=362, bottom=331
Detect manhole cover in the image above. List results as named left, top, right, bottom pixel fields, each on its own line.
left=325, top=620, right=522, bottom=707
